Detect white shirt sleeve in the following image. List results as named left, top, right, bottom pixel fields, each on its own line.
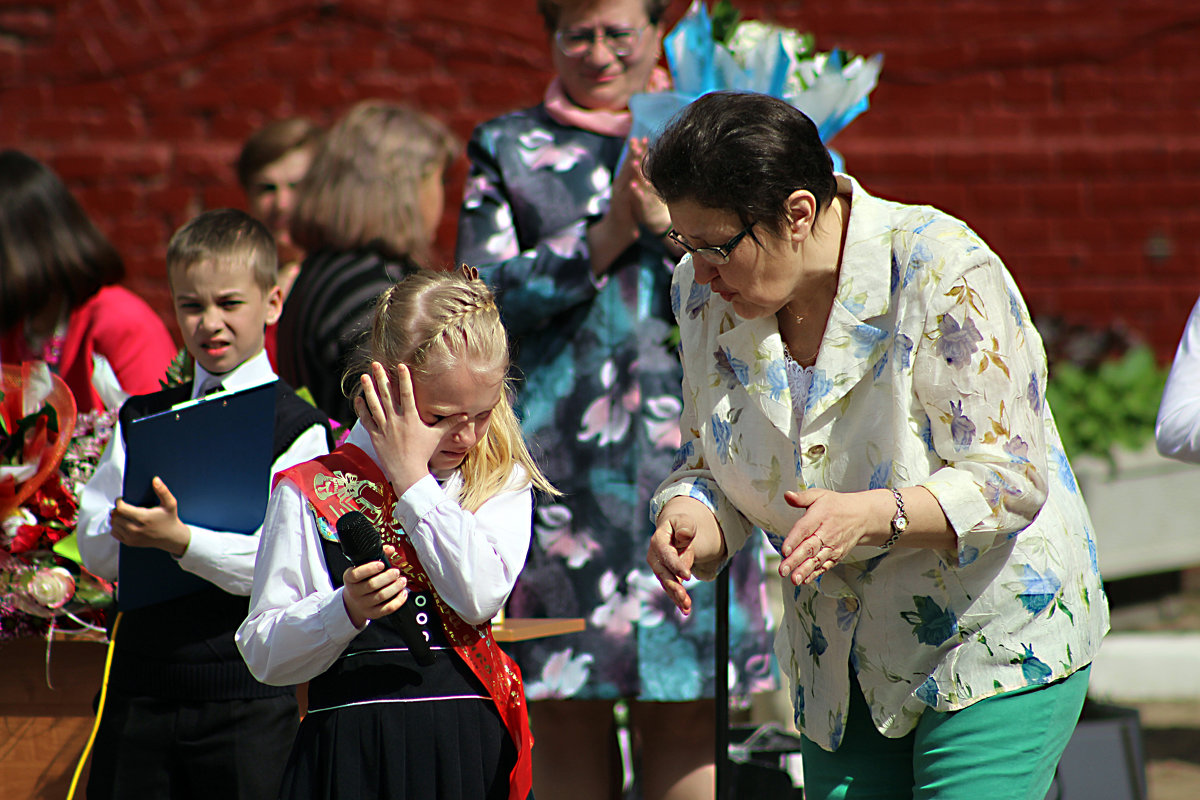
left=1157, top=296, right=1200, bottom=463
left=75, top=417, right=330, bottom=596
left=235, top=477, right=362, bottom=686
left=75, top=421, right=125, bottom=581
left=178, top=423, right=330, bottom=594
left=393, top=468, right=533, bottom=626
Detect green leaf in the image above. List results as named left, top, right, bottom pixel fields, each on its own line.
left=710, top=0, right=742, bottom=44
left=160, top=347, right=194, bottom=390
left=1046, top=344, right=1169, bottom=466
left=295, top=386, right=318, bottom=408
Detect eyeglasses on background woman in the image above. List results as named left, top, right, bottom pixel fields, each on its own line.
left=554, top=23, right=647, bottom=57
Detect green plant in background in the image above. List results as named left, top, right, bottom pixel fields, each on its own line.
left=1045, top=344, right=1169, bottom=471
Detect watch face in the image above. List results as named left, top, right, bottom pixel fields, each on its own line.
left=894, top=514, right=909, bottom=532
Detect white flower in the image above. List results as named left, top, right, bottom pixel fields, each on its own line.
left=0, top=462, right=38, bottom=486
left=22, top=361, right=54, bottom=417
left=535, top=504, right=601, bottom=568
left=590, top=569, right=643, bottom=636
left=524, top=648, right=595, bottom=700
left=13, top=566, right=76, bottom=617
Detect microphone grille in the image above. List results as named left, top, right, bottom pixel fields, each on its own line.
left=336, top=510, right=381, bottom=562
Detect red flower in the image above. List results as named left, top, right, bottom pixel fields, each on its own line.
left=8, top=523, right=48, bottom=554
left=32, top=472, right=78, bottom=525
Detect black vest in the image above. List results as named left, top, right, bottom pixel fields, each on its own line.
left=304, top=535, right=486, bottom=713
left=110, top=379, right=331, bottom=701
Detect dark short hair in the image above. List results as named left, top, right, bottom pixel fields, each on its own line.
left=167, top=208, right=277, bottom=293
left=536, top=0, right=671, bottom=31
left=643, top=92, right=838, bottom=236
left=234, top=118, right=324, bottom=190
left=0, top=150, right=125, bottom=332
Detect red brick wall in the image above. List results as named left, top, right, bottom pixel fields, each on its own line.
left=3, top=1, right=1197, bottom=359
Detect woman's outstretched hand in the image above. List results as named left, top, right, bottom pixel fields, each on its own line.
left=354, top=361, right=466, bottom=495
left=647, top=496, right=726, bottom=615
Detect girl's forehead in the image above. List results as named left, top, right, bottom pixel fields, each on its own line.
left=413, top=361, right=504, bottom=410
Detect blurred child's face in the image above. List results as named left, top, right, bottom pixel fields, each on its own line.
left=411, top=360, right=504, bottom=478
left=171, top=260, right=283, bottom=376
left=246, top=148, right=313, bottom=247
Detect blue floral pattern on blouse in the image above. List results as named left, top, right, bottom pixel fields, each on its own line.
left=652, top=176, right=1109, bottom=751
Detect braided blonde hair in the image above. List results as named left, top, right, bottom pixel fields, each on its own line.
left=347, top=267, right=558, bottom=511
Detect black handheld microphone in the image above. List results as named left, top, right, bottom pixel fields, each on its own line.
left=336, top=510, right=436, bottom=666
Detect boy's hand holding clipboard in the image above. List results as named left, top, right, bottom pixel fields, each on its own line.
left=109, top=476, right=191, bottom=555
left=118, top=381, right=276, bottom=610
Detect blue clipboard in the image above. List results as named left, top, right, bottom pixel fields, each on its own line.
left=118, top=381, right=276, bottom=610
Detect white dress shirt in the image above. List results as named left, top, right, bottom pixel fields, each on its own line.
left=235, top=422, right=534, bottom=686
left=1156, top=295, right=1200, bottom=463
left=76, top=350, right=330, bottom=596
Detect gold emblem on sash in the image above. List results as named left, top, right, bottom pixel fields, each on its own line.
left=313, top=470, right=388, bottom=529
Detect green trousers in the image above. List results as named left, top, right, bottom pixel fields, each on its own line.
left=800, top=666, right=1091, bottom=800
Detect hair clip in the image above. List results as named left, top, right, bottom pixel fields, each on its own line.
left=458, top=263, right=480, bottom=282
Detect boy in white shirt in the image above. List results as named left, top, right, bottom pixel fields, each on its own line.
left=77, top=208, right=332, bottom=800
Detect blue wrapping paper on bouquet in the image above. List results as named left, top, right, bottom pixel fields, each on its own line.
left=629, top=0, right=883, bottom=172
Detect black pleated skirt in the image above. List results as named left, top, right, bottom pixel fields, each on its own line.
left=277, top=696, right=517, bottom=799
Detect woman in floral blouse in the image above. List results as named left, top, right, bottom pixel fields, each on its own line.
left=644, top=92, right=1109, bottom=799
left=455, top=2, right=775, bottom=798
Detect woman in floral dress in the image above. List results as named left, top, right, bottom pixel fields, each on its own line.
left=644, top=92, right=1109, bottom=799
left=455, top=2, right=774, bottom=798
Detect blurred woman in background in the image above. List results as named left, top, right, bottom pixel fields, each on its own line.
left=276, top=100, right=458, bottom=427
left=456, top=2, right=775, bottom=798
left=0, top=149, right=176, bottom=413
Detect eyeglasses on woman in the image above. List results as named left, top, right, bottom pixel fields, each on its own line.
left=554, top=24, right=648, bottom=58
left=668, top=222, right=758, bottom=265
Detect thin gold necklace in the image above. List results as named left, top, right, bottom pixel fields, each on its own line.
left=779, top=304, right=819, bottom=363
left=781, top=339, right=820, bottom=365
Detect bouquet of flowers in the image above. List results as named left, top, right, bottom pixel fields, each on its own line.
left=630, top=0, right=882, bottom=169
left=1, top=362, right=116, bottom=642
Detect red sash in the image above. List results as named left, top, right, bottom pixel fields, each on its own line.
left=277, top=444, right=533, bottom=800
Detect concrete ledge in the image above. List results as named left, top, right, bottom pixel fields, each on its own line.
left=1072, top=445, right=1200, bottom=580
left=1088, top=632, right=1200, bottom=702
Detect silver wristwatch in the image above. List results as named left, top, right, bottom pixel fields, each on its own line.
left=883, top=488, right=907, bottom=550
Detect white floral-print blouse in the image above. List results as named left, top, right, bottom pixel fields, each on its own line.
left=652, top=175, right=1110, bottom=751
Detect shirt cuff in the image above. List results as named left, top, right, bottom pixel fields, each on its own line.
left=176, top=526, right=256, bottom=595
left=393, top=474, right=446, bottom=536
left=923, top=467, right=1001, bottom=565
left=323, top=586, right=368, bottom=635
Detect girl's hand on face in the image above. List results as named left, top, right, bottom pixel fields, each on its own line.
left=354, top=361, right=466, bottom=495
left=341, top=543, right=408, bottom=629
